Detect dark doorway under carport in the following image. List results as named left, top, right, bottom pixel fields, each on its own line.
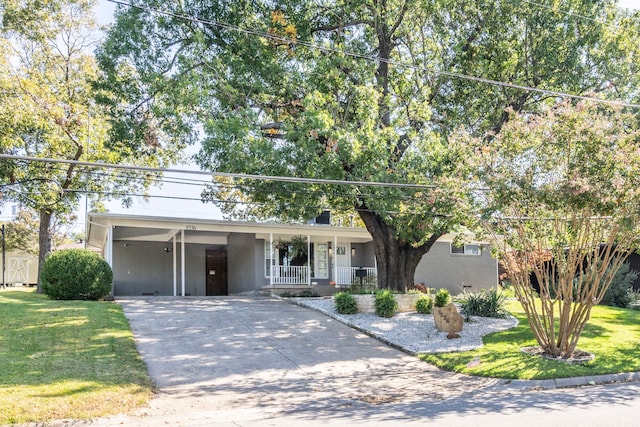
left=206, top=249, right=228, bottom=296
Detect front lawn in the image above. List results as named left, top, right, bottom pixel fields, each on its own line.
left=422, top=300, right=640, bottom=380
left=0, top=288, right=152, bottom=425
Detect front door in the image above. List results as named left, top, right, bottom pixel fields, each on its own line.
left=334, top=243, right=351, bottom=285
left=206, top=250, right=228, bottom=296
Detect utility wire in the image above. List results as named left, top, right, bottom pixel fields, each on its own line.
left=0, top=153, right=441, bottom=189
left=55, top=166, right=433, bottom=202
left=520, top=0, right=603, bottom=23
left=61, top=188, right=432, bottom=216
left=1, top=156, right=471, bottom=216
left=5, top=160, right=467, bottom=216
left=105, top=0, right=640, bottom=109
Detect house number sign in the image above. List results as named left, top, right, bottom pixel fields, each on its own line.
left=185, top=224, right=197, bottom=230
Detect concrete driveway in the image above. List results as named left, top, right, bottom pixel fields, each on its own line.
left=106, top=296, right=505, bottom=425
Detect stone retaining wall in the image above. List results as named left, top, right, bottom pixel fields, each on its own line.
left=351, top=294, right=421, bottom=314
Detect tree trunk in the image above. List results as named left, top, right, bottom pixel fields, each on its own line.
left=359, top=209, right=443, bottom=292
left=37, top=209, right=53, bottom=293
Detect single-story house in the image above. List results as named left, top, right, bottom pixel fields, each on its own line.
left=85, top=213, right=498, bottom=296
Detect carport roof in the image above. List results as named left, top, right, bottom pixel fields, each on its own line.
left=86, top=212, right=374, bottom=251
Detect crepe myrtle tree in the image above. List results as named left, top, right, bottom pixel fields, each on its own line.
left=475, top=100, right=640, bottom=358
left=97, top=0, right=639, bottom=291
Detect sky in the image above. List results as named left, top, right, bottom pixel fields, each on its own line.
left=77, top=0, right=640, bottom=229
left=619, top=0, right=640, bottom=8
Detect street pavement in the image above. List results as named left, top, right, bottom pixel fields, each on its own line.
left=74, top=297, right=640, bottom=426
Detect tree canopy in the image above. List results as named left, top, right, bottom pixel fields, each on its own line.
left=97, top=0, right=640, bottom=290
left=1, top=208, right=74, bottom=255
left=0, top=0, right=181, bottom=288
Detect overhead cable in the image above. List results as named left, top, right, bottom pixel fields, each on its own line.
left=0, top=153, right=437, bottom=189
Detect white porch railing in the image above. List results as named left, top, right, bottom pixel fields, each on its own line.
left=270, top=266, right=377, bottom=286
left=272, top=266, right=310, bottom=285
left=336, top=267, right=377, bottom=286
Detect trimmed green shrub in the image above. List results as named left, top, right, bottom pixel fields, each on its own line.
left=415, top=295, right=433, bottom=314
left=334, top=291, right=358, bottom=314
left=41, top=249, right=113, bottom=300
left=434, top=288, right=451, bottom=308
left=460, top=289, right=509, bottom=319
left=374, top=289, right=397, bottom=318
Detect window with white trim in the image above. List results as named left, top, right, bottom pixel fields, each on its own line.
left=450, top=243, right=481, bottom=256
left=264, top=241, right=277, bottom=277
left=314, top=243, right=328, bottom=278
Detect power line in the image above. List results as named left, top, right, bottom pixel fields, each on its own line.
left=520, top=0, right=603, bottom=24
left=60, top=188, right=435, bottom=217
left=4, top=160, right=473, bottom=218
left=64, top=166, right=433, bottom=202
left=0, top=153, right=439, bottom=189
left=1, top=156, right=472, bottom=216
left=105, top=0, right=640, bottom=109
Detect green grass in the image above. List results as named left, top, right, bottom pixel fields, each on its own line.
left=422, top=300, right=640, bottom=380
left=0, top=288, right=152, bottom=425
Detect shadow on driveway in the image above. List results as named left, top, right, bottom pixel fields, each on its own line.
left=107, top=297, right=640, bottom=426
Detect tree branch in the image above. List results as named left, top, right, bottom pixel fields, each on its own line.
left=312, top=19, right=370, bottom=33
left=389, top=0, right=409, bottom=39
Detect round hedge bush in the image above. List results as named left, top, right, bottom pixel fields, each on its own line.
left=374, top=289, right=397, bottom=318
left=415, top=295, right=433, bottom=314
left=334, top=291, right=358, bottom=314
left=41, top=249, right=113, bottom=300
left=434, top=288, right=451, bottom=308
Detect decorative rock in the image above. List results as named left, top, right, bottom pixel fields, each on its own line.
left=433, top=303, right=464, bottom=334
left=412, top=283, right=428, bottom=293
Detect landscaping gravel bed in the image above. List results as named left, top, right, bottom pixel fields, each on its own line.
left=291, top=297, right=519, bottom=354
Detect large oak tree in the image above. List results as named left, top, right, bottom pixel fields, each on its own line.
left=97, top=0, right=639, bottom=291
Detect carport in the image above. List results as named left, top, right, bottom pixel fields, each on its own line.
left=86, top=213, right=375, bottom=297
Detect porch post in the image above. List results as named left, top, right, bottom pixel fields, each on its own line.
left=106, top=225, right=113, bottom=296
left=374, top=252, right=377, bottom=276
left=181, top=229, right=185, bottom=296
left=105, top=225, right=113, bottom=268
left=172, top=234, right=177, bottom=296
left=333, top=235, right=338, bottom=284
left=269, top=233, right=273, bottom=287
left=307, top=234, right=311, bottom=286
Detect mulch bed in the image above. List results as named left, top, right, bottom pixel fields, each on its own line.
left=521, top=346, right=595, bottom=365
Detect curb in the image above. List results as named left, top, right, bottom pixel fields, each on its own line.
left=285, top=297, right=640, bottom=392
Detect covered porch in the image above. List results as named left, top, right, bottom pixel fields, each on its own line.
left=258, top=232, right=377, bottom=290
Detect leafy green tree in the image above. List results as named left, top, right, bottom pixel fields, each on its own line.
left=0, top=0, right=180, bottom=290
left=1, top=208, right=72, bottom=255
left=478, top=100, right=640, bottom=358
left=97, top=0, right=639, bottom=291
